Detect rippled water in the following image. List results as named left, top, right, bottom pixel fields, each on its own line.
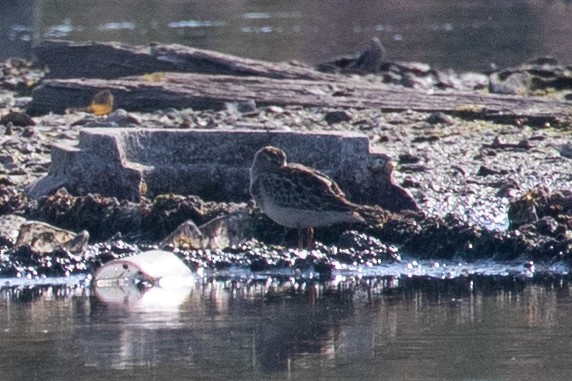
left=2, top=0, right=572, bottom=70
left=2, top=260, right=572, bottom=380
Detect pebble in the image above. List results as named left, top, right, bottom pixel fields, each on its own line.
left=324, top=110, right=353, bottom=124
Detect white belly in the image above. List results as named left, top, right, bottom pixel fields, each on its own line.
left=263, top=202, right=358, bottom=228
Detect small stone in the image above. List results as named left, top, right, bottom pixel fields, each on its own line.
left=476, top=165, right=508, bottom=176
left=401, top=177, right=421, bottom=188
left=350, top=37, right=385, bottom=73
left=426, top=112, right=454, bottom=125
left=21, top=126, right=36, bottom=138
left=226, top=100, right=257, bottom=115
left=324, top=110, right=352, bottom=124
left=105, top=109, right=141, bottom=126
left=1, top=111, right=35, bottom=127
left=536, top=216, right=559, bottom=236
left=399, top=153, right=421, bottom=164
left=266, top=106, right=284, bottom=114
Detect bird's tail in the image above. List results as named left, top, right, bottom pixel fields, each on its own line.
left=354, top=204, right=391, bottom=226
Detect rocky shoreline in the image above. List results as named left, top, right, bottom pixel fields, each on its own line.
left=0, top=43, right=571, bottom=278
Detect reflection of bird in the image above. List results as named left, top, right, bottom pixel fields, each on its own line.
left=249, top=146, right=365, bottom=247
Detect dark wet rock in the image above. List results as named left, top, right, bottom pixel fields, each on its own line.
left=411, top=134, right=439, bottom=143
left=7, top=245, right=89, bottom=277
left=337, top=230, right=400, bottom=262
left=316, top=37, right=385, bottom=74
left=489, top=56, right=572, bottom=98
left=508, top=187, right=572, bottom=230
left=0, top=181, right=28, bottom=215
left=159, top=210, right=252, bottom=250
left=0, top=183, right=570, bottom=277
left=401, top=177, right=422, bottom=188
left=350, top=37, right=386, bottom=74
left=31, top=188, right=146, bottom=241
left=535, top=216, right=560, bottom=237
left=173, top=234, right=400, bottom=274
left=27, top=188, right=246, bottom=249
left=401, top=71, right=434, bottom=89
left=398, top=153, right=421, bottom=164
left=399, top=214, right=483, bottom=260
left=476, top=165, right=509, bottom=176
left=0, top=111, right=35, bottom=127
left=21, top=126, right=36, bottom=138
left=507, top=192, right=539, bottom=229
left=226, top=100, right=258, bottom=115
left=426, top=112, right=454, bottom=125
left=324, top=110, right=353, bottom=124
left=142, top=194, right=206, bottom=239
left=142, top=194, right=241, bottom=241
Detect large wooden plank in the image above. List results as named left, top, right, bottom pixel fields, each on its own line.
left=28, top=72, right=572, bottom=123
left=34, top=40, right=334, bottom=81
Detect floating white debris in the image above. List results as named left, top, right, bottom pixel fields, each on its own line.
left=94, top=250, right=195, bottom=306
left=94, top=250, right=193, bottom=288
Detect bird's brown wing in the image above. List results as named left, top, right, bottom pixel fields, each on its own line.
left=263, top=163, right=356, bottom=212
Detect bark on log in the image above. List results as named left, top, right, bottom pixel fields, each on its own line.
left=28, top=72, right=572, bottom=124
left=34, top=40, right=334, bottom=81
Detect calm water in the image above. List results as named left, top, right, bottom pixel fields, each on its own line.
left=3, top=1, right=572, bottom=379
left=2, top=261, right=572, bottom=380
left=2, top=0, right=572, bottom=70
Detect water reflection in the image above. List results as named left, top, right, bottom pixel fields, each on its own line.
left=2, top=274, right=572, bottom=379
left=2, top=1, right=572, bottom=69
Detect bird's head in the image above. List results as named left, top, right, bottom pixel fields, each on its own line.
left=251, top=146, right=287, bottom=173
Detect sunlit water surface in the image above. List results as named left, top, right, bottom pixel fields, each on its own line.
left=2, top=260, right=572, bottom=380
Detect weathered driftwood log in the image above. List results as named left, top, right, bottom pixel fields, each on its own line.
left=34, top=40, right=334, bottom=81
left=28, top=72, right=572, bottom=124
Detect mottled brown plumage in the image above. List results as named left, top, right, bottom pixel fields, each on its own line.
left=249, top=146, right=364, bottom=246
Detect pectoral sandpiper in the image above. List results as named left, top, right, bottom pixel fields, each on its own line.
left=249, top=146, right=365, bottom=247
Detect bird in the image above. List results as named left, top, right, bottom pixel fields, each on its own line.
left=249, top=146, right=365, bottom=247
left=68, top=90, right=114, bottom=116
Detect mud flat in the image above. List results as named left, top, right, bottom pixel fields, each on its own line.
left=0, top=40, right=571, bottom=278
